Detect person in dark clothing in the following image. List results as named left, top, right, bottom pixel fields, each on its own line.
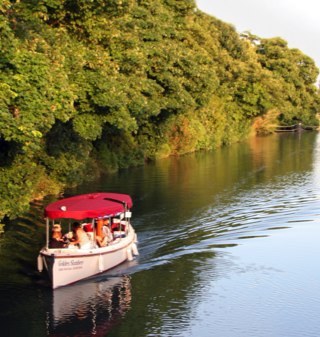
left=49, top=224, right=67, bottom=248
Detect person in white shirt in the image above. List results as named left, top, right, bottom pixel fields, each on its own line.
left=96, top=218, right=113, bottom=247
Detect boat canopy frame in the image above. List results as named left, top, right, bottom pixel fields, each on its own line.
left=44, top=192, right=133, bottom=249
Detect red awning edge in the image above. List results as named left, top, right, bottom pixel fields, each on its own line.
left=44, top=192, right=133, bottom=220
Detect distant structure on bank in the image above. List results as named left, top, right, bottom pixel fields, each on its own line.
left=275, top=123, right=318, bottom=132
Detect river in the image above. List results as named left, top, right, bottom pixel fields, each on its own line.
left=1, top=132, right=320, bottom=337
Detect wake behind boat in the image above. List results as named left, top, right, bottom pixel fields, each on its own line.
left=37, top=192, right=139, bottom=289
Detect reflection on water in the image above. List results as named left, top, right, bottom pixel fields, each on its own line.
left=48, top=276, right=131, bottom=337
left=0, top=200, right=45, bottom=287
left=1, top=132, right=320, bottom=337
left=131, top=134, right=320, bottom=272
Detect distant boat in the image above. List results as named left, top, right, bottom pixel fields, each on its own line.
left=37, top=192, right=139, bottom=289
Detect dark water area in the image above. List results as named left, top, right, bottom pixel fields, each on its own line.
left=1, top=132, right=320, bottom=337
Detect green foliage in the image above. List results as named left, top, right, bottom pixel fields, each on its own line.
left=0, top=155, right=61, bottom=218
left=162, top=112, right=207, bottom=155
left=43, top=121, right=93, bottom=184
left=254, top=37, right=320, bottom=123
left=163, top=0, right=196, bottom=14
left=72, top=114, right=103, bottom=140
left=252, top=109, right=280, bottom=136
left=0, top=0, right=319, bottom=218
left=95, top=129, right=144, bottom=171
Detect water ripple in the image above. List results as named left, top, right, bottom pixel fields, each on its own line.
left=137, top=169, right=320, bottom=267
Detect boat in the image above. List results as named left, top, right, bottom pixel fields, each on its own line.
left=37, top=192, right=139, bottom=289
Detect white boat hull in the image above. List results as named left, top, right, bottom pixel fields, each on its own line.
left=39, top=224, right=138, bottom=289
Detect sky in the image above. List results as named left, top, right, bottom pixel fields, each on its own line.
left=196, top=0, right=320, bottom=69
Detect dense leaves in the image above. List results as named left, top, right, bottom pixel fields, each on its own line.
left=0, top=0, right=319, bottom=218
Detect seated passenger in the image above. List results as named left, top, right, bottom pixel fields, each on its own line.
left=96, top=218, right=113, bottom=247
left=68, top=222, right=91, bottom=249
left=49, top=224, right=67, bottom=248
left=82, top=222, right=94, bottom=240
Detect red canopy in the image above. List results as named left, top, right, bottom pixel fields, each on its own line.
left=45, top=192, right=133, bottom=220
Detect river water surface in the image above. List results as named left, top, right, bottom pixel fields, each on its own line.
left=1, top=132, right=320, bottom=337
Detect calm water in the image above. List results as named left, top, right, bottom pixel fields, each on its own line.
left=1, top=132, right=320, bottom=337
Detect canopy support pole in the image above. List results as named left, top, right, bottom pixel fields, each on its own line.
left=46, top=218, right=49, bottom=249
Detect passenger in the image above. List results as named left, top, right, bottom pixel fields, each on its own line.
left=49, top=224, right=67, bottom=248
left=68, top=222, right=91, bottom=249
left=96, top=218, right=113, bottom=247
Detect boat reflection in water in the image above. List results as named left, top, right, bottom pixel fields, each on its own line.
left=48, top=276, right=132, bottom=337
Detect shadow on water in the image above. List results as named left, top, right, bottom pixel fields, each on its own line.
left=0, top=200, right=46, bottom=286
